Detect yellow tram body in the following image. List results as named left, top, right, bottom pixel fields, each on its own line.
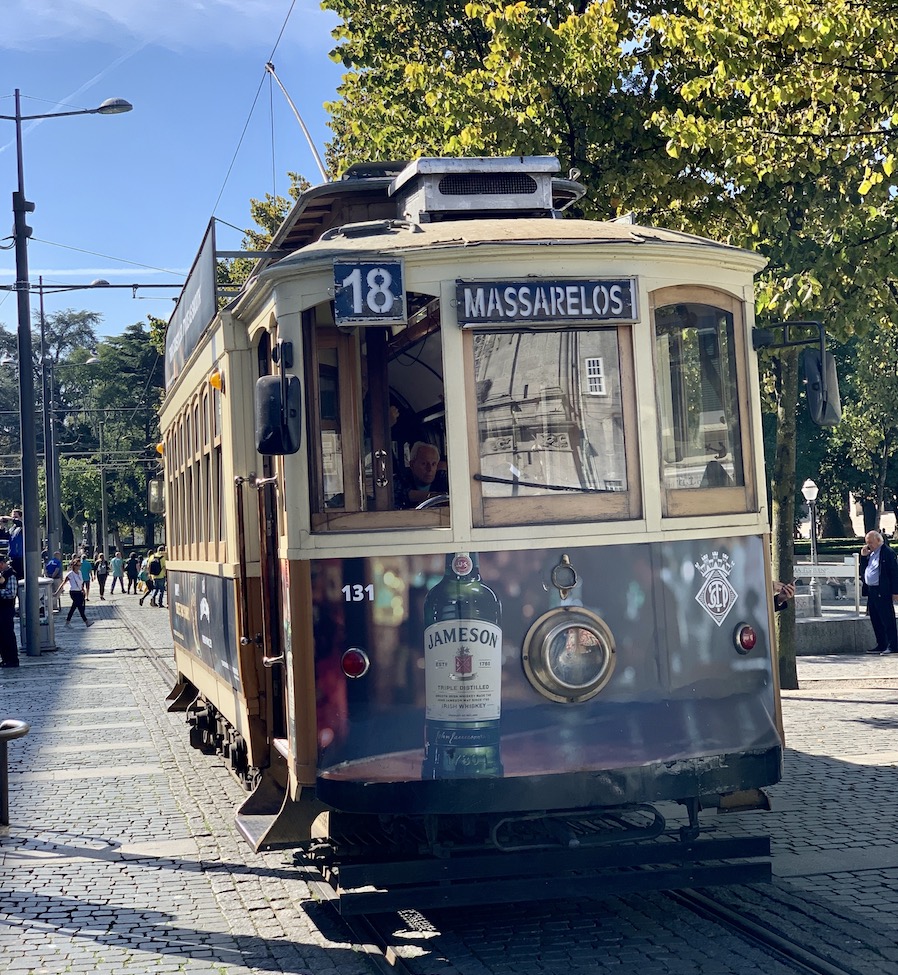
left=161, top=157, right=785, bottom=907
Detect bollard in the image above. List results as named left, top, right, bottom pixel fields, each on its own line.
left=0, top=718, right=30, bottom=825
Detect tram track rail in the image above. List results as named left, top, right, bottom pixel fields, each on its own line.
left=301, top=870, right=415, bottom=975
left=668, top=889, right=868, bottom=975
left=336, top=888, right=875, bottom=975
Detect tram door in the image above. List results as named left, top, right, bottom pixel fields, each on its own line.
left=256, top=334, right=287, bottom=741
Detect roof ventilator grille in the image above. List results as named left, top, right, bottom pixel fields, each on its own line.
left=438, top=173, right=539, bottom=196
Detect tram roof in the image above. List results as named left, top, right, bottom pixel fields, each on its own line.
left=261, top=215, right=768, bottom=276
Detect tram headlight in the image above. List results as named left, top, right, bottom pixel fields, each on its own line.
left=522, top=608, right=616, bottom=703
left=734, top=624, right=757, bottom=654
left=341, top=647, right=370, bottom=679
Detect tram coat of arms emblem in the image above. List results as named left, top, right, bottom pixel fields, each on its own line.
left=694, top=552, right=738, bottom=626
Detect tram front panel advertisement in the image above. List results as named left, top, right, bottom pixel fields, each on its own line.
left=311, top=536, right=779, bottom=788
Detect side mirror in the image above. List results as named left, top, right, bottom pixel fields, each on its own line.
left=801, top=348, right=842, bottom=427
left=147, top=477, right=165, bottom=514
left=255, top=374, right=302, bottom=455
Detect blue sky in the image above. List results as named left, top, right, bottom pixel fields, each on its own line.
left=0, top=0, right=343, bottom=339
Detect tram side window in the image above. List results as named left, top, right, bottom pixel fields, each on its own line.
left=470, top=327, right=640, bottom=526
left=307, top=297, right=448, bottom=530
left=654, top=300, right=745, bottom=494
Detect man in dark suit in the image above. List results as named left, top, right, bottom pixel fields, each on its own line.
left=860, top=531, right=898, bottom=655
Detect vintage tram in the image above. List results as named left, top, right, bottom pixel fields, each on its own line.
left=162, top=156, right=795, bottom=911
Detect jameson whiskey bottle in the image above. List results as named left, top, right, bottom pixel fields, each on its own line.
left=422, top=552, right=503, bottom=779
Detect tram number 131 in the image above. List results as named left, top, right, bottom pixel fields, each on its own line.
left=333, top=260, right=406, bottom=326
left=342, top=584, right=375, bottom=602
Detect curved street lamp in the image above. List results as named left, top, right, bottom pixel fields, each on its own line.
left=1, top=90, right=132, bottom=656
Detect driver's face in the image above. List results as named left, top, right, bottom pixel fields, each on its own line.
left=410, top=449, right=439, bottom=485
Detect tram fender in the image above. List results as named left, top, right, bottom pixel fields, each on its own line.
left=236, top=768, right=327, bottom=852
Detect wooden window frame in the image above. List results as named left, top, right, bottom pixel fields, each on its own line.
left=651, top=285, right=757, bottom=518
left=465, top=325, right=642, bottom=528
left=306, top=304, right=450, bottom=533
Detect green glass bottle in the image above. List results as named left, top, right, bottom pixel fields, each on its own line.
left=422, top=552, right=503, bottom=778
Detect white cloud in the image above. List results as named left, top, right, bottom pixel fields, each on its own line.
left=0, top=0, right=337, bottom=52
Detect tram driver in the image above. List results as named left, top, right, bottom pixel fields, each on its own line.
left=394, top=441, right=448, bottom=509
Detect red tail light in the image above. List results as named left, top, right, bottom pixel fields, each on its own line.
left=734, top=624, right=757, bottom=654
left=341, top=647, right=370, bottom=678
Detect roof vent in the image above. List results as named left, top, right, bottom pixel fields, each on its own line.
left=390, top=156, right=560, bottom=222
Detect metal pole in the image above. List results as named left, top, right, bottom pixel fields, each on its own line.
left=48, top=364, right=60, bottom=557
left=264, top=62, right=328, bottom=182
left=100, top=422, right=108, bottom=555
left=12, top=89, right=41, bottom=657
left=809, top=499, right=821, bottom=616
left=39, top=279, right=59, bottom=558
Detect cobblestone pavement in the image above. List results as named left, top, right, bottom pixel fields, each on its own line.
left=4, top=593, right=898, bottom=973
left=1, top=594, right=378, bottom=975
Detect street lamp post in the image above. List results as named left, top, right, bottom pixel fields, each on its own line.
left=1, top=89, right=132, bottom=655
left=99, top=421, right=108, bottom=555
left=802, top=478, right=821, bottom=617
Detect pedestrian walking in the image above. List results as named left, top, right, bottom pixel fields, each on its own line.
left=125, top=552, right=140, bottom=594
left=95, top=553, right=109, bottom=600
left=80, top=552, right=93, bottom=602
left=5, top=509, right=23, bottom=581
left=140, top=549, right=162, bottom=606
left=57, top=558, right=93, bottom=627
left=110, top=551, right=125, bottom=594
left=138, top=552, right=151, bottom=594
left=44, top=549, right=63, bottom=612
left=153, top=547, right=167, bottom=608
left=0, top=553, right=19, bottom=667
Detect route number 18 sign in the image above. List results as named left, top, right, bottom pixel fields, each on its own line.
left=333, top=261, right=406, bottom=326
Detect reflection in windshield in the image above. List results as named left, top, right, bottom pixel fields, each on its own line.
left=473, top=330, right=627, bottom=497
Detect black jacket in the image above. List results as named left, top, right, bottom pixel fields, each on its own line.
left=860, top=541, right=898, bottom=597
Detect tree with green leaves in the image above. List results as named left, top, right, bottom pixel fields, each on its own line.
left=321, top=0, right=898, bottom=687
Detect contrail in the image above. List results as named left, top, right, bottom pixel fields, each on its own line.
left=0, top=42, right=144, bottom=155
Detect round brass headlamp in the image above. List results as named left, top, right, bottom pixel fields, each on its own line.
left=522, top=607, right=616, bottom=703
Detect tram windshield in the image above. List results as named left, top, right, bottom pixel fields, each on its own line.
left=307, top=295, right=449, bottom=530
left=654, top=301, right=745, bottom=492
left=473, top=329, right=628, bottom=496
left=468, top=324, right=640, bottom=527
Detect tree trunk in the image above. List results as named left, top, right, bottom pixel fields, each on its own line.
left=877, top=434, right=891, bottom=527
left=772, top=348, right=799, bottom=690
left=862, top=499, right=878, bottom=533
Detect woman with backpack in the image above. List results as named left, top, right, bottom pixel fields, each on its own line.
left=140, top=550, right=161, bottom=606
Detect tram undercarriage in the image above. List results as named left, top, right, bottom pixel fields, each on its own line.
left=298, top=805, right=772, bottom=914
left=171, top=679, right=774, bottom=913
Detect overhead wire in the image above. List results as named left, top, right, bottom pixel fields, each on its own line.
left=209, top=0, right=300, bottom=218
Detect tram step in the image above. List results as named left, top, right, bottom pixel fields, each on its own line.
left=236, top=770, right=326, bottom=851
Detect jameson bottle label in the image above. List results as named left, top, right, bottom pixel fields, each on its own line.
left=424, top=619, right=502, bottom=720
left=422, top=552, right=503, bottom=778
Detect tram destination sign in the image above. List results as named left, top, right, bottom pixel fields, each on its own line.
left=456, top=278, right=637, bottom=326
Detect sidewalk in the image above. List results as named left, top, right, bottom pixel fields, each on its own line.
left=0, top=592, right=377, bottom=975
